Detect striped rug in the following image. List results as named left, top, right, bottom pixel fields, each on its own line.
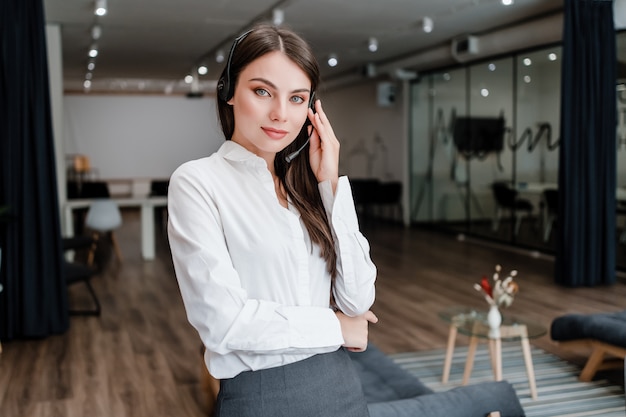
left=389, top=344, right=625, bottom=417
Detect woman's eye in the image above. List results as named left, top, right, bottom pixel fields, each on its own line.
left=255, top=88, right=270, bottom=97
left=291, top=96, right=305, bottom=104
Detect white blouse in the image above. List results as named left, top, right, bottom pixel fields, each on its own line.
left=167, top=140, right=376, bottom=379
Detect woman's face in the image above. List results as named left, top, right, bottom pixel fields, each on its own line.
left=228, top=51, right=312, bottom=164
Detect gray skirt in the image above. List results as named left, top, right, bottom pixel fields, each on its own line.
left=215, top=348, right=370, bottom=417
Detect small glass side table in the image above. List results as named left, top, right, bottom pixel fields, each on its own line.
left=439, top=306, right=547, bottom=400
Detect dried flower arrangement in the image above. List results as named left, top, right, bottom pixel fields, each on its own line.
left=473, top=264, right=519, bottom=309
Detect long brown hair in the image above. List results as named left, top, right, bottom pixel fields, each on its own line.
left=217, top=23, right=337, bottom=279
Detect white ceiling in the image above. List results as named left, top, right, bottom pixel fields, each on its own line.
left=43, top=0, right=564, bottom=94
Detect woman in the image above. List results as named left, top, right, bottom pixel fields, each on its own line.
left=167, top=23, right=377, bottom=417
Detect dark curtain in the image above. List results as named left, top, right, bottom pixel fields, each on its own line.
left=0, top=0, right=69, bottom=340
left=556, top=0, right=617, bottom=287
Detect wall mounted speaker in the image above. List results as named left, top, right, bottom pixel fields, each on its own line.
left=377, top=82, right=396, bottom=107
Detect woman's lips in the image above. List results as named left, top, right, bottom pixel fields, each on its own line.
left=262, top=127, right=288, bottom=140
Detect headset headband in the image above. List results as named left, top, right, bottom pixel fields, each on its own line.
left=216, top=29, right=253, bottom=101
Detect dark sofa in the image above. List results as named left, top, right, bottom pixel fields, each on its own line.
left=551, top=310, right=626, bottom=381
left=348, top=345, right=525, bottom=417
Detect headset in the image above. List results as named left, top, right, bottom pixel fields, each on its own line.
left=217, top=28, right=316, bottom=162
left=216, top=29, right=253, bottom=102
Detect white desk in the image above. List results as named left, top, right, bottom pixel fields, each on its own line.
left=64, top=197, right=167, bottom=260
left=515, top=182, right=556, bottom=193
left=516, top=182, right=626, bottom=200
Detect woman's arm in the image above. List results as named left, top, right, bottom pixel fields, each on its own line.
left=319, top=177, right=377, bottom=316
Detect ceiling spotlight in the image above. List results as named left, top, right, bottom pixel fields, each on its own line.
left=501, top=0, right=514, bottom=5
left=87, top=60, right=96, bottom=71
left=422, top=16, right=434, bottom=33
left=272, top=8, right=284, bottom=26
left=198, top=65, right=208, bottom=75
left=94, top=0, right=107, bottom=16
left=85, top=72, right=93, bottom=80
left=83, top=80, right=92, bottom=89
left=488, top=63, right=496, bottom=72
left=91, top=25, right=102, bottom=40
left=327, top=54, right=338, bottom=67
left=548, top=52, right=557, bottom=61
left=368, top=37, right=378, bottom=52
left=88, top=44, right=98, bottom=58
left=523, top=57, right=532, bottom=66
left=184, top=75, right=194, bottom=84
left=216, top=49, right=225, bottom=63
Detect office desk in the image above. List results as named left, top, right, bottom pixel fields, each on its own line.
left=516, top=182, right=626, bottom=200
left=64, top=197, right=167, bottom=260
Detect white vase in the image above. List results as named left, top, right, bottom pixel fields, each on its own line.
left=487, top=305, right=501, bottom=338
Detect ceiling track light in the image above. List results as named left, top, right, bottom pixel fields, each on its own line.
left=327, top=54, right=338, bottom=67
left=368, top=37, right=378, bottom=52
left=94, top=0, right=107, bottom=16
left=215, top=49, right=225, bottom=63
left=88, top=44, right=98, bottom=58
left=272, top=8, right=284, bottom=26
left=501, top=0, right=514, bottom=5
left=91, top=25, right=102, bottom=40
left=422, top=16, right=434, bottom=33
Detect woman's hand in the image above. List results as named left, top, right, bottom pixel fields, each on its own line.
left=307, top=100, right=340, bottom=192
left=335, top=310, right=378, bottom=352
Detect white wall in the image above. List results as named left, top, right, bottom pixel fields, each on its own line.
left=321, top=80, right=406, bottom=182
left=63, top=95, right=223, bottom=180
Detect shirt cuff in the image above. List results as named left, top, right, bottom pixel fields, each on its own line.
left=319, top=176, right=360, bottom=234
left=281, top=306, right=344, bottom=348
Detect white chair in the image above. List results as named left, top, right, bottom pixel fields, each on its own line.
left=85, top=199, right=123, bottom=265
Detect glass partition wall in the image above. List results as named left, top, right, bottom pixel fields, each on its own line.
left=411, top=33, right=626, bottom=270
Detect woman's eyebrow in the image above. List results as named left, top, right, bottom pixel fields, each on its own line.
left=249, top=77, right=310, bottom=95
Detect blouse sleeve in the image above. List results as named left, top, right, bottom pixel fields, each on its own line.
left=167, top=163, right=344, bottom=360
left=318, top=176, right=377, bottom=316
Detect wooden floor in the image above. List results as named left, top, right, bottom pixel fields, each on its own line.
left=1, top=210, right=625, bottom=417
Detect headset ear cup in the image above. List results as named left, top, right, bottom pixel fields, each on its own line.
left=217, top=76, right=230, bottom=101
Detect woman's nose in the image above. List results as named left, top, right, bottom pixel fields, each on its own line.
left=269, top=99, right=287, bottom=122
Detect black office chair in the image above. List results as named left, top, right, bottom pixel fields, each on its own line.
left=150, top=179, right=169, bottom=231
left=149, top=180, right=169, bottom=197
left=350, top=179, right=381, bottom=222
left=541, top=189, right=558, bottom=242
left=80, top=181, right=111, bottom=198
left=375, top=181, right=403, bottom=222
left=491, top=181, right=534, bottom=235
left=63, top=235, right=101, bottom=316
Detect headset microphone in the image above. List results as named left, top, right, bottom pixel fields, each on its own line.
left=285, top=93, right=316, bottom=163
left=285, top=135, right=311, bottom=163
